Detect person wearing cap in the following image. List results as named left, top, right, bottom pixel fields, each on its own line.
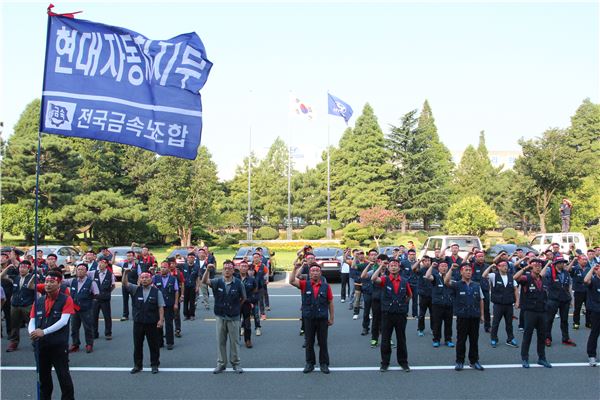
left=202, top=260, right=246, bottom=374
left=413, top=255, right=433, bottom=337
left=121, top=251, right=148, bottom=321
left=62, top=264, right=99, bottom=353
left=290, top=262, right=333, bottom=374
left=424, top=260, right=454, bottom=347
left=513, top=258, right=552, bottom=368
left=1, top=260, right=36, bottom=352
left=444, top=263, right=485, bottom=371
left=152, top=261, right=179, bottom=350
left=482, top=260, right=518, bottom=348
left=29, top=270, right=76, bottom=399
left=583, top=265, right=600, bottom=366
left=571, top=254, right=593, bottom=329
left=541, top=257, right=576, bottom=347
left=123, top=269, right=164, bottom=374
left=400, top=249, right=418, bottom=319
left=92, top=258, right=115, bottom=341
left=239, top=260, right=258, bottom=348
left=372, top=257, right=412, bottom=372
left=181, top=252, right=200, bottom=321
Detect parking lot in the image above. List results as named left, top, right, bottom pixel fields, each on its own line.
left=1, top=279, right=599, bottom=400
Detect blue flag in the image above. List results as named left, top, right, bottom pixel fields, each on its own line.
left=327, top=93, right=353, bottom=124
left=40, top=15, right=212, bottom=160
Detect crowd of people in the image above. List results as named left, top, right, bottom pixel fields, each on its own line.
left=1, top=243, right=600, bottom=399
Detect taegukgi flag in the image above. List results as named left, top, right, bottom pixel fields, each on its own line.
left=327, top=93, right=353, bottom=124
left=40, top=11, right=212, bottom=159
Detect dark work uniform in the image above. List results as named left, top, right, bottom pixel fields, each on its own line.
left=471, top=262, right=491, bottom=330
left=301, top=279, right=332, bottom=367
left=519, top=274, right=548, bottom=362
left=417, top=266, right=433, bottom=332
left=545, top=267, right=572, bottom=342
left=379, top=275, right=411, bottom=367
left=241, top=275, right=258, bottom=342
left=571, top=263, right=591, bottom=327
left=401, top=259, right=418, bottom=317
left=586, top=275, right=600, bottom=358
left=450, top=280, right=482, bottom=364
left=92, top=269, right=113, bottom=338
left=8, top=273, right=35, bottom=345
left=152, top=275, right=177, bottom=347
left=32, top=293, right=75, bottom=400
left=431, top=271, right=454, bottom=343
left=129, top=284, right=163, bottom=369
left=1, top=266, right=18, bottom=334
left=361, top=265, right=375, bottom=334
left=121, top=261, right=148, bottom=319
left=181, top=263, right=199, bottom=318
left=489, top=272, right=516, bottom=342
left=70, top=278, right=95, bottom=347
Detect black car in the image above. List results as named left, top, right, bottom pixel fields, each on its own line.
left=485, top=244, right=539, bottom=264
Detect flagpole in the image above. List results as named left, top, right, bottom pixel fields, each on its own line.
left=247, top=90, right=253, bottom=241
left=326, top=96, right=332, bottom=240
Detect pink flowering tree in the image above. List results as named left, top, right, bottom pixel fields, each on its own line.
left=359, top=206, right=402, bottom=248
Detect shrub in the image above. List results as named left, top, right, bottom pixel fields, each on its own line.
left=342, top=239, right=360, bottom=248
left=256, top=226, right=279, bottom=240
left=328, top=219, right=342, bottom=231
left=502, top=228, right=519, bottom=243
left=415, top=230, right=428, bottom=243
left=216, top=234, right=238, bottom=248
left=301, top=225, right=326, bottom=240
left=342, top=222, right=370, bottom=244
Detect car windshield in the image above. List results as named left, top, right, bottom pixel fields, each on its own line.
left=312, top=248, right=339, bottom=258
left=27, top=247, right=57, bottom=256
left=448, top=238, right=479, bottom=251
left=234, top=248, right=270, bottom=259
left=109, top=247, right=141, bottom=254
left=168, top=249, right=190, bottom=258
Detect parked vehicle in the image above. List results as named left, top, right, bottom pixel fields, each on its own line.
left=232, top=246, right=276, bottom=281
left=484, top=244, right=539, bottom=264
left=378, top=246, right=401, bottom=257
left=167, top=248, right=190, bottom=265
left=26, top=245, right=81, bottom=277
left=312, top=247, right=343, bottom=281
left=106, top=246, right=142, bottom=279
left=530, top=232, right=588, bottom=258
left=419, top=235, right=483, bottom=259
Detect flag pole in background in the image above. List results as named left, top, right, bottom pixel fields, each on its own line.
left=327, top=93, right=354, bottom=240
left=247, top=90, right=253, bottom=241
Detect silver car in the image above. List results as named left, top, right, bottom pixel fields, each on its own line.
left=26, top=245, right=82, bottom=277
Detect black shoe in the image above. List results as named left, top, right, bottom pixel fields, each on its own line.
left=361, top=328, right=369, bottom=336
left=400, top=364, right=411, bottom=372
left=130, top=367, right=142, bottom=374
left=94, top=333, right=99, bottom=339
left=380, top=364, right=389, bottom=372
left=151, top=366, right=159, bottom=374
left=470, top=362, right=484, bottom=371
left=484, top=327, right=491, bottom=333
left=302, top=340, right=307, bottom=348
left=175, top=330, right=181, bottom=338
left=455, top=363, right=464, bottom=371
left=233, top=365, right=244, bottom=374
left=213, top=366, right=226, bottom=374
left=303, top=364, right=314, bottom=373
left=167, top=344, right=174, bottom=350
left=320, top=364, right=330, bottom=374
left=159, top=343, right=164, bottom=348
left=120, top=317, right=128, bottom=321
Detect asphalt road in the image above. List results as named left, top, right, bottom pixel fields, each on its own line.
left=2, top=278, right=599, bottom=400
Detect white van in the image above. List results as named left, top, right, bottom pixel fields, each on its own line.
left=530, top=232, right=588, bottom=257
left=419, top=236, right=483, bottom=259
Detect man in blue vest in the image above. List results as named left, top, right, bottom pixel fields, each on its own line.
left=28, top=271, right=75, bottom=400
left=471, top=251, right=491, bottom=333
left=541, top=257, right=576, bottom=347
left=181, top=253, right=200, bottom=320
left=572, top=254, right=592, bottom=329
left=65, top=264, right=99, bottom=353
left=290, top=262, right=334, bottom=374
left=123, top=270, right=165, bottom=374
left=358, top=250, right=378, bottom=338
left=92, top=258, right=115, bottom=341
left=401, top=249, right=418, bottom=318
left=444, top=264, right=485, bottom=371
left=152, top=261, right=179, bottom=350
left=424, top=260, right=454, bottom=348
left=84, top=251, right=99, bottom=273
left=371, top=257, right=412, bottom=372
left=583, top=265, right=600, bottom=366
left=413, top=255, right=433, bottom=337
left=202, top=260, right=246, bottom=374
left=483, top=260, right=518, bottom=348
left=239, top=260, right=258, bottom=348
left=1, top=260, right=36, bottom=352
left=121, top=251, right=147, bottom=321
left=514, top=258, right=552, bottom=368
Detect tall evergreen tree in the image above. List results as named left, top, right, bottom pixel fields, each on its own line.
left=387, top=101, right=454, bottom=230
left=331, top=104, right=393, bottom=223
left=568, top=98, right=600, bottom=173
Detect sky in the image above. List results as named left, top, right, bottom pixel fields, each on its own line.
left=1, top=0, right=598, bottom=180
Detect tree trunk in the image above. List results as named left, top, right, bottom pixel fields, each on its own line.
left=423, top=217, right=430, bottom=231
left=179, top=226, right=192, bottom=247
left=538, top=212, right=546, bottom=233
left=401, top=215, right=407, bottom=233
left=373, top=235, right=381, bottom=249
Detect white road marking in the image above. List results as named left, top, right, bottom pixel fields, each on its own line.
left=1, top=363, right=591, bottom=373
